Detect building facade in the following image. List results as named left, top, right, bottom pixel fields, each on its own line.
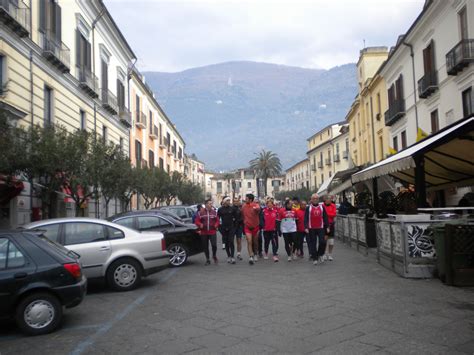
left=184, top=154, right=205, bottom=189
left=285, top=158, right=310, bottom=191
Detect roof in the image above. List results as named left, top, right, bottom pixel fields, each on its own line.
left=286, top=158, right=309, bottom=172
left=352, top=116, right=474, bottom=190
left=306, top=121, right=347, bottom=141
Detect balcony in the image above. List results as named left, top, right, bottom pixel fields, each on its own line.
left=317, top=161, right=323, bottom=169
left=101, top=88, right=118, bottom=115
left=325, top=158, right=332, bottom=166
left=149, top=125, right=159, bottom=139
left=0, top=0, right=30, bottom=37
left=342, top=151, right=349, bottom=159
left=39, top=31, right=70, bottom=72
left=446, top=39, right=474, bottom=75
left=418, top=70, right=438, bottom=99
left=310, top=164, right=316, bottom=172
left=333, top=154, right=340, bottom=162
left=384, top=99, right=405, bottom=126
left=135, top=111, right=147, bottom=129
left=119, top=107, right=131, bottom=127
left=77, top=68, right=98, bottom=98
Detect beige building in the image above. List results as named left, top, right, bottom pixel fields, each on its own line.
left=184, top=154, right=205, bottom=188
left=0, top=0, right=136, bottom=225
left=307, top=122, right=350, bottom=191
left=347, top=47, right=390, bottom=167
left=285, top=158, right=310, bottom=191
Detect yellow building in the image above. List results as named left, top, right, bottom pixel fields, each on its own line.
left=285, top=158, right=310, bottom=191
left=347, top=47, right=390, bottom=167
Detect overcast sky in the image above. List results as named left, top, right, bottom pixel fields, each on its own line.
left=105, top=0, right=425, bottom=73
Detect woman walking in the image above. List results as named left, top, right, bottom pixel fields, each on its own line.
left=279, top=200, right=298, bottom=262
left=262, top=198, right=279, bottom=262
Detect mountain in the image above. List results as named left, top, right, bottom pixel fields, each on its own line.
left=143, top=61, right=357, bottom=171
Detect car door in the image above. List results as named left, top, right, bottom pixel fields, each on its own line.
left=62, top=222, right=111, bottom=278
left=0, top=236, right=36, bottom=316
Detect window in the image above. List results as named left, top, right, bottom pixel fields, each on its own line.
left=178, top=147, right=183, bottom=160
left=159, top=158, right=164, bottom=170
left=135, top=95, right=140, bottom=117
left=138, top=216, right=172, bottom=231
left=336, top=143, right=340, bottom=154
left=0, top=238, right=26, bottom=269
left=329, top=171, right=332, bottom=178
left=393, top=136, right=399, bottom=152
left=377, top=92, right=381, bottom=116
left=117, top=80, right=125, bottom=110
left=102, top=125, right=108, bottom=143
left=217, top=181, right=222, bottom=193
left=159, top=123, right=163, bottom=145
left=462, top=87, right=473, bottom=118
left=76, top=30, right=91, bottom=76
left=80, top=110, right=86, bottom=130
left=149, top=150, right=155, bottom=167
left=119, top=137, right=124, bottom=151
left=378, top=135, right=383, bottom=160
left=321, top=174, right=324, bottom=185
left=135, top=140, right=142, bottom=164
left=422, top=40, right=435, bottom=75
left=106, top=226, right=124, bottom=240
left=149, top=111, right=153, bottom=134
left=0, top=55, right=4, bottom=94
left=44, top=86, right=53, bottom=124
left=64, top=223, right=106, bottom=245
left=401, top=131, right=407, bottom=149
left=39, top=0, right=62, bottom=42
left=167, top=164, right=170, bottom=173
left=114, top=217, right=134, bottom=229
left=459, top=7, right=468, bottom=40
left=39, top=224, right=60, bottom=243
left=173, top=207, right=188, bottom=219
left=101, top=59, right=108, bottom=92
left=247, top=181, right=251, bottom=188
left=166, top=132, right=171, bottom=149
left=431, top=110, right=439, bottom=133
left=173, top=140, right=177, bottom=157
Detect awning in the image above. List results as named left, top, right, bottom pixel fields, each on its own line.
left=317, top=174, right=335, bottom=196
left=352, top=117, right=474, bottom=190
left=328, top=167, right=361, bottom=195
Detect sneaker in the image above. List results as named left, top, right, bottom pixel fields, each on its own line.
left=264, top=253, right=269, bottom=260
left=213, top=256, right=218, bottom=264
left=254, top=255, right=258, bottom=262
left=328, top=255, right=333, bottom=261
left=313, top=259, right=318, bottom=265
left=231, top=258, right=236, bottom=264
left=237, top=254, right=243, bottom=261
left=292, top=254, right=297, bottom=260
left=205, top=259, right=211, bottom=265
left=287, top=256, right=292, bottom=262
left=273, top=255, right=279, bottom=262
left=249, top=256, right=254, bottom=265
left=227, top=257, right=231, bottom=263
left=319, top=256, right=324, bottom=263
left=222, top=244, right=225, bottom=250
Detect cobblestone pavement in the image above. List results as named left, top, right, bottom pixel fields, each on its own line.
left=1, top=240, right=474, bottom=354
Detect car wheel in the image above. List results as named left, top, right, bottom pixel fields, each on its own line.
left=168, top=243, right=188, bottom=267
left=15, top=292, right=62, bottom=335
left=107, top=258, right=142, bottom=291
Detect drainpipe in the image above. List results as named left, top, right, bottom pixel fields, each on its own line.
left=403, top=42, right=419, bottom=132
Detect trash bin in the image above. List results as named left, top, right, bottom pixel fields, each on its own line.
left=366, top=218, right=377, bottom=248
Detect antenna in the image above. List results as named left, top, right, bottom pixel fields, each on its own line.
left=363, top=39, right=366, bottom=48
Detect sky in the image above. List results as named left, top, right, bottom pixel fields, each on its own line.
left=105, top=0, right=425, bottom=72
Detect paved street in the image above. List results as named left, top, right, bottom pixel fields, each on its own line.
left=1, top=240, right=474, bottom=354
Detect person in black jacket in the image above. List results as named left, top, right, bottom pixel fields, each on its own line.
left=218, top=196, right=238, bottom=264
left=233, top=197, right=244, bottom=260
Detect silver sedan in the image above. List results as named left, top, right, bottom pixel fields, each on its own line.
left=24, top=217, right=169, bottom=291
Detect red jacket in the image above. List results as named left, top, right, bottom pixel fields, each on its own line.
left=304, top=203, right=329, bottom=230
left=263, top=207, right=279, bottom=231
left=241, top=202, right=261, bottom=229
left=195, top=208, right=220, bottom=235
left=323, top=203, right=337, bottom=224
left=294, top=208, right=306, bottom=232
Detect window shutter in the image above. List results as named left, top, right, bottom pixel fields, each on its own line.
left=54, top=3, right=62, bottom=42
left=76, top=29, right=81, bottom=68
left=39, top=0, right=46, bottom=32
left=86, top=41, right=92, bottom=70
left=396, top=75, right=404, bottom=101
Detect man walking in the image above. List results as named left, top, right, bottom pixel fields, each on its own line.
left=294, top=200, right=307, bottom=258
left=218, top=196, right=237, bottom=264
left=241, top=193, right=260, bottom=265
left=195, top=199, right=220, bottom=265
left=233, top=197, right=244, bottom=260
left=304, top=193, right=329, bottom=265
left=322, top=195, right=337, bottom=261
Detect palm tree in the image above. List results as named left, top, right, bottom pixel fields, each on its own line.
left=222, top=172, right=235, bottom=199
left=249, top=150, right=282, bottom=198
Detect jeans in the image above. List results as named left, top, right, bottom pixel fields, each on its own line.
left=201, top=234, right=217, bottom=260
left=307, top=229, right=325, bottom=260
left=263, top=230, right=278, bottom=255
left=221, top=227, right=235, bottom=258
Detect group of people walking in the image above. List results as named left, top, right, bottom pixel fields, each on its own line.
left=194, top=193, right=337, bottom=266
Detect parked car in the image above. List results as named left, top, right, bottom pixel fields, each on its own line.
left=0, top=230, right=87, bottom=335
left=107, top=210, right=202, bottom=267
left=24, top=218, right=169, bottom=291
left=155, top=205, right=196, bottom=223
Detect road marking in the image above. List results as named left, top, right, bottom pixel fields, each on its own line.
left=70, top=268, right=178, bottom=355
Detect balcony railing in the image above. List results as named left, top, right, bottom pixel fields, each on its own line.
left=342, top=151, right=349, bottom=159
left=418, top=70, right=438, bottom=99
left=333, top=154, right=340, bottom=162
left=0, top=0, right=30, bottom=37
left=135, top=111, right=147, bottom=129
left=310, top=164, right=316, bottom=171
left=101, top=88, right=118, bottom=115
left=149, top=125, right=159, bottom=139
left=119, top=107, right=131, bottom=127
left=317, top=161, right=323, bottom=169
left=77, top=68, right=98, bottom=98
left=384, top=99, right=405, bottom=126
left=325, top=158, right=332, bottom=166
left=446, top=39, right=474, bottom=75
left=39, top=31, right=70, bottom=72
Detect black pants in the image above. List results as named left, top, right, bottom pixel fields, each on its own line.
left=282, top=232, right=296, bottom=256
left=296, top=231, right=306, bottom=255
left=201, top=234, right=217, bottom=260
left=258, top=229, right=263, bottom=255
left=263, top=230, right=278, bottom=256
left=307, top=228, right=325, bottom=260
left=221, top=227, right=235, bottom=258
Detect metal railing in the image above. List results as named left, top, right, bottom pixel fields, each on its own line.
left=77, top=68, right=98, bottom=96
left=135, top=111, right=147, bottom=128
left=101, top=88, right=118, bottom=114
left=39, top=31, right=70, bottom=72
left=119, top=107, right=131, bottom=127
left=333, top=153, right=340, bottom=162
left=0, top=0, right=30, bottom=36
left=317, top=161, right=323, bottom=168
left=342, top=151, right=349, bottom=159
left=446, top=39, right=474, bottom=75
left=310, top=164, right=316, bottom=171
left=325, top=158, right=332, bottom=166
left=417, top=70, right=438, bottom=98
left=384, top=99, right=405, bottom=126
left=149, top=125, right=159, bottom=139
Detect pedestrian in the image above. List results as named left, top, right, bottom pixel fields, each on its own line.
left=192, top=204, right=205, bottom=223
left=322, top=195, right=337, bottom=261
left=262, top=198, right=279, bottom=262
left=304, top=193, right=329, bottom=265
left=279, top=200, right=298, bottom=262
left=258, top=202, right=265, bottom=258
left=294, top=200, right=307, bottom=258
left=218, top=196, right=237, bottom=264
left=233, top=197, right=244, bottom=260
left=241, top=193, right=261, bottom=265
left=195, top=199, right=220, bottom=265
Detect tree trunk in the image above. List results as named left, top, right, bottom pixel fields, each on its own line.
left=263, top=177, right=268, bottom=197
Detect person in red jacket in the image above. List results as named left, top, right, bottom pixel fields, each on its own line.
left=262, top=198, right=279, bottom=262
left=304, top=193, right=329, bottom=265
left=241, top=193, right=261, bottom=265
left=294, top=200, right=307, bottom=258
left=322, top=195, right=337, bottom=261
left=195, top=199, right=220, bottom=265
